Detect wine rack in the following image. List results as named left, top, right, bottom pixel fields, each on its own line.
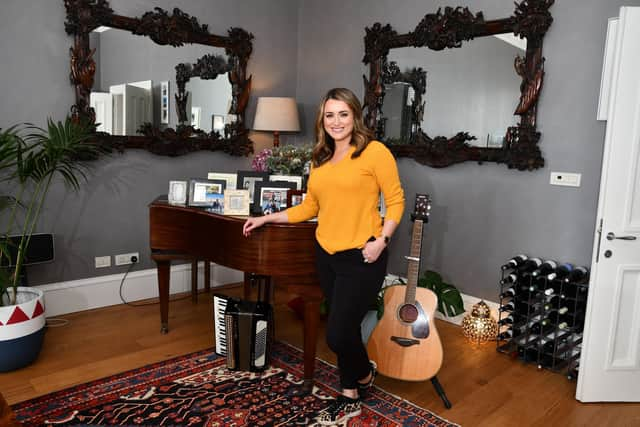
left=496, top=256, right=588, bottom=380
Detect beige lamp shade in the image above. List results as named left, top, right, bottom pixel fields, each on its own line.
left=253, top=97, right=300, bottom=146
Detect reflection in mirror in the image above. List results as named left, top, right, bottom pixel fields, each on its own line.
left=184, top=76, right=232, bottom=133
left=88, top=27, right=229, bottom=136
left=384, top=34, right=525, bottom=148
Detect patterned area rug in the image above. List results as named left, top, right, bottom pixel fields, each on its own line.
left=12, top=342, right=459, bottom=426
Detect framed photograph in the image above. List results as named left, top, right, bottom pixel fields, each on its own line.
left=207, top=172, right=237, bottom=190
left=236, top=171, right=269, bottom=207
left=223, top=189, right=251, bottom=216
left=160, top=81, right=169, bottom=124
left=188, top=178, right=226, bottom=207
left=269, top=174, right=303, bottom=190
left=168, top=180, right=188, bottom=205
left=254, top=181, right=297, bottom=215
left=212, top=114, right=225, bottom=132
left=287, top=189, right=306, bottom=207
left=207, top=193, right=224, bottom=214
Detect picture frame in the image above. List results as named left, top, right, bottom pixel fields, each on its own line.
left=269, top=174, right=303, bottom=190
left=212, top=114, right=225, bottom=133
left=236, top=171, right=269, bottom=207
left=168, top=180, right=188, bottom=205
left=253, top=181, right=297, bottom=215
left=287, top=189, right=306, bottom=208
left=188, top=178, right=226, bottom=207
left=223, top=189, right=251, bottom=216
left=207, top=172, right=237, bottom=190
left=160, top=81, right=170, bottom=124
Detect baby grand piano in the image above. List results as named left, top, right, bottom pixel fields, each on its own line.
left=149, top=197, right=322, bottom=388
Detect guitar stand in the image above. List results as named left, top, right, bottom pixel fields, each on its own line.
left=431, top=376, right=452, bottom=409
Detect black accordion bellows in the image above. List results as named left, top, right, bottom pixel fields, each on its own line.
left=213, top=294, right=274, bottom=372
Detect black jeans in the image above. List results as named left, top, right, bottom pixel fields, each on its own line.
left=315, top=240, right=388, bottom=389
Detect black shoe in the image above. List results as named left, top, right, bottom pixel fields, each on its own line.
left=316, top=395, right=362, bottom=425
left=357, top=360, right=377, bottom=396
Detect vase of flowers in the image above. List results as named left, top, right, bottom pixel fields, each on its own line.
left=252, top=144, right=313, bottom=176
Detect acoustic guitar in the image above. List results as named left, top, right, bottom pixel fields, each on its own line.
left=367, top=194, right=443, bottom=381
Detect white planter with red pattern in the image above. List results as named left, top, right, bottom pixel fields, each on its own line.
left=0, top=287, right=46, bottom=372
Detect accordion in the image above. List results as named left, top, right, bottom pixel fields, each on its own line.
left=213, top=294, right=273, bottom=372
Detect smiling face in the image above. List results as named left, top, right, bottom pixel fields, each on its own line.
left=322, top=99, right=354, bottom=145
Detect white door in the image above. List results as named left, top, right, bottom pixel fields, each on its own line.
left=123, top=84, right=151, bottom=135
left=576, top=6, right=640, bottom=402
left=89, top=92, right=113, bottom=133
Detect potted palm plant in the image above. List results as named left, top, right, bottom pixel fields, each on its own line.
left=0, top=117, right=102, bottom=372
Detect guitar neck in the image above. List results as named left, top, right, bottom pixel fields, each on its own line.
left=405, top=219, right=424, bottom=305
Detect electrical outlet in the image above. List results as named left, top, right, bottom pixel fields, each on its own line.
left=95, top=256, right=111, bottom=268
left=115, top=252, right=139, bottom=266
left=550, top=171, right=582, bottom=187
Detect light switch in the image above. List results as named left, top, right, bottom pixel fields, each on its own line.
left=550, top=172, right=582, bottom=187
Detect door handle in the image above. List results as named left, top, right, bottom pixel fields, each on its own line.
left=606, top=232, right=637, bottom=241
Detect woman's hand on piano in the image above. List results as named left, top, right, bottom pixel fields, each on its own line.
left=243, top=216, right=268, bottom=236
left=243, top=211, right=289, bottom=236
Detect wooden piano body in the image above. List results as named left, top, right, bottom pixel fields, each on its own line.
left=149, top=197, right=322, bottom=388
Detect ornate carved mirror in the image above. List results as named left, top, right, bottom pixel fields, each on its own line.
left=363, top=0, right=554, bottom=170
left=64, top=0, right=253, bottom=157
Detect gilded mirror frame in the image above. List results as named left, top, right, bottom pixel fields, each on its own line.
left=363, top=0, right=554, bottom=170
left=64, top=0, right=254, bottom=157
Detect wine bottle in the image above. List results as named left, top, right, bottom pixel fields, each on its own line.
left=547, top=306, right=570, bottom=323
left=499, top=286, right=517, bottom=299
left=498, top=301, right=515, bottom=312
left=531, top=260, right=558, bottom=277
left=501, top=254, right=528, bottom=270
left=498, top=314, right=518, bottom=326
left=558, top=321, right=570, bottom=330
left=541, top=336, right=560, bottom=353
left=546, top=263, right=574, bottom=281
left=500, top=274, right=517, bottom=285
left=563, top=266, right=589, bottom=284
left=529, top=318, right=554, bottom=335
left=544, top=294, right=560, bottom=308
left=543, top=285, right=557, bottom=297
left=497, top=329, right=514, bottom=340
left=518, top=257, right=543, bottom=274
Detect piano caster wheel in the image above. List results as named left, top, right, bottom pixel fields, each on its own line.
left=161, top=324, right=168, bottom=334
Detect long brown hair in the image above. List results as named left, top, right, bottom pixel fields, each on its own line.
left=311, top=88, right=373, bottom=167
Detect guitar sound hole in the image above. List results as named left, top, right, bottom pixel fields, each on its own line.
left=398, top=304, right=418, bottom=323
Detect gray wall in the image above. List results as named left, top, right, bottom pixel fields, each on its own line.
left=1, top=0, right=638, bottom=304
left=0, top=0, right=299, bottom=285
left=296, top=0, right=639, bottom=301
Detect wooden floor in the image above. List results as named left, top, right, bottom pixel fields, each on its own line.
left=2, top=285, right=639, bottom=426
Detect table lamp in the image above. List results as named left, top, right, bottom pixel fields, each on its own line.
left=252, top=97, right=300, bottom=147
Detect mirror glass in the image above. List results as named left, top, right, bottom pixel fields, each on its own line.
left=184, top=76, right=232, bottom=132
left=383, top=33, right=525, bottom=148
left=89, top=27, right=230, bottom=136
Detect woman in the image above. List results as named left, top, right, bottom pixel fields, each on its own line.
left=243, top=88, right=404, bottom=425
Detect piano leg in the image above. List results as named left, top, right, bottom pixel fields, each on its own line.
left=204, top=261, right=211, bottom=294
left=156, top=259, right=171, bottom=334
left=191, top=260, right=198, bottom=303
left=243, top=272, right=252, bottom=300
left=303, top=298, right=320, bottom=392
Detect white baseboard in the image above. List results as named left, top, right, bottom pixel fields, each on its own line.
left=37, top=269, right=496, bottom=324
left=36, top=263, right=244, bottom=317
left=383, top=274, right=499, bottom=326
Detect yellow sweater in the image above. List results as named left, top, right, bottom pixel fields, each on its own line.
left=287, top=141, right=405, bottom=254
